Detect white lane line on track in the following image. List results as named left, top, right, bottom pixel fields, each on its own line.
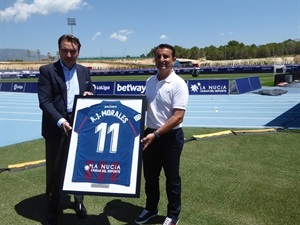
left=0, top=118, right=41, bottom=122
left=0, top=111, right=41, bottom=115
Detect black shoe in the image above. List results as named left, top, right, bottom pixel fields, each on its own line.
left=75, top=201, right=87, bottom=218
left=135, top=209, right=158, bottom=224
left=46, top=211, right=58, bottom=225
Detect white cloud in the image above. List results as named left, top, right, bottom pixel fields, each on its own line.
left=160, top=34, right=168, bottom=40
left=92, top=31, right=101, bottom=40
left=0, top=0, right=87, bottom=22
left=220, top=32, right=233, bottom=36
left=110, top=30, right=133, bottom=42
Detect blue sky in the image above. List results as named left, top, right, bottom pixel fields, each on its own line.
left=1, top=0, right=300, bottom=58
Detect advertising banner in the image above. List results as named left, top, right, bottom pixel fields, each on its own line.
left=93, top=81, right=114, bottom=95
left=114, top=81, right=146, bottom=95
left=188, top=79, right=229, bottom=95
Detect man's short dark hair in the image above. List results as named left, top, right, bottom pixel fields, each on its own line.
left=154, top=44, right=176, bottom=57
left=58, top=34, right=81, bottom=52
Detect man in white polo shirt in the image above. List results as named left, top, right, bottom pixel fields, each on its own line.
left=135, top=44, right=189, bottom=225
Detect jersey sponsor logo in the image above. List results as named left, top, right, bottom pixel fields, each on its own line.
left=85, top=162, right=121, bottom=173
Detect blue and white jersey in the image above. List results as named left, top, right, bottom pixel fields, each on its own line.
left=72, top=100, right=141, bottom=186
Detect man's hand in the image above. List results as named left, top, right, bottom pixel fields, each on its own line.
left=61, top=121, right=72, bottom=136
left=83, top=91, right=93, bottom=96
left=141, top=133, right=156, bottom=150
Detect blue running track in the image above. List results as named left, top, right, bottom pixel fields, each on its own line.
left=1, top=86, right=299, bottom=147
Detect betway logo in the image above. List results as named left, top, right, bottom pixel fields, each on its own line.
left=116, top=83, right=146, bottom=94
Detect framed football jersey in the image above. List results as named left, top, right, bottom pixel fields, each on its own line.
left=63, top=95, right=146, bottom=197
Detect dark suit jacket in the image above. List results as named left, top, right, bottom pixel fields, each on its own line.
left=38, top=60, right=93, bottom=141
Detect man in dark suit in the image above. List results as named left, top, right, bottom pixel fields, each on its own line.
left=38, top=34, right=94, bottom=225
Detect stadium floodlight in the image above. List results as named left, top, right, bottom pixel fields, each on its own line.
left=67, top=18, right=76, bottom=35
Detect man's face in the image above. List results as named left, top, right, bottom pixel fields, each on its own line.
left=154, top=48, right=175, bottom=71
left=59, top=39, right=79, bottom=68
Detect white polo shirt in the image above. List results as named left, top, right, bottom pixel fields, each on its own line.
left=145, top=71, right=189, bottom=129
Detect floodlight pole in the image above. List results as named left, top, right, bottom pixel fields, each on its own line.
left=67, top=18, right=76, bottom=35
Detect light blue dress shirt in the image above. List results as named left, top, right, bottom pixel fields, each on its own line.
left=57, top=60, right=79, bottom=127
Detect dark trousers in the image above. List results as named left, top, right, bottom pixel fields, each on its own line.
left=45, top=131, right=83, bottom=213
left=142, top=128, right=184, bottom=220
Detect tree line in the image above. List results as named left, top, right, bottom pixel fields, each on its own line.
left=29, top=39, right=300, bottom=62
left=145, top=39, right=300, bottom=61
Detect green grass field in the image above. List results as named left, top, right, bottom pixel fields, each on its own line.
left=108, top=73, right=274, bottom=87
left=1, top=128, right=300, bottom=225
left=2, top=72, right=275, bottom=87
left=92, top=73, right=274, bottom=86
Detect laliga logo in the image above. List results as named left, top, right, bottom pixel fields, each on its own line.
left=13, top=84, right=24, bottom=90
left=93, top=84, right=111, bottom=91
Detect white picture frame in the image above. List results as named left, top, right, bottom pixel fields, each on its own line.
left=62, top=95, right=146, bottom=197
